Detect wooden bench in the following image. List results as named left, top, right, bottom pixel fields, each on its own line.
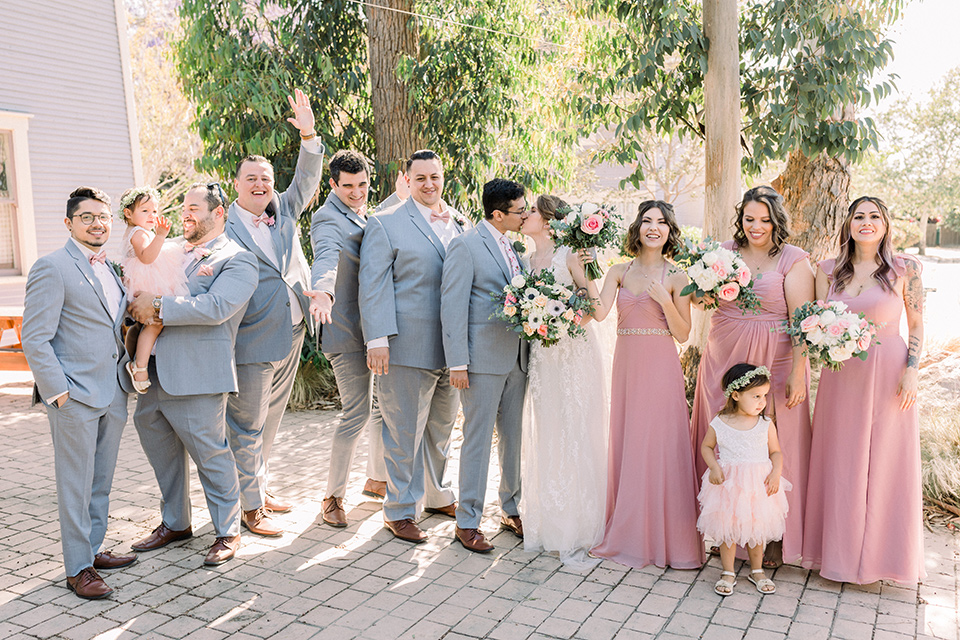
left=0, top=306, right=28, bottom=371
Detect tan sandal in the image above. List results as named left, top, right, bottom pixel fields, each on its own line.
left=715, top=571, right=736, bottom=596
left=126, top=361, right=151, bottom=394
left=748, top=569, right=776, bottom=594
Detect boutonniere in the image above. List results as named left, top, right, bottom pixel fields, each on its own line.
left=512, top=240, right=527, bottom=255
left=197, top=265, right=215, bottom=276
left=452, top=211, right=470, bottom=227
left=110, top=261, right=124, bottom=279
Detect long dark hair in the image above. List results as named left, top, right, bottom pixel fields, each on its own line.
left=732, top=186, right=791, bottom=257
left=624, top=200, right=681, bottom=258
left=832, top=196, right=897, bottom=294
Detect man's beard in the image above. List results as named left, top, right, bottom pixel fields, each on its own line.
left=184, top=218, right=213, bottom=243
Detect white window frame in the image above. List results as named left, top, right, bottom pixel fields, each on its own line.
left=0, top=110, right=37, bottom=281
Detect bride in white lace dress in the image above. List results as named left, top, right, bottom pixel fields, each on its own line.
left=519, top=195, right=609, bottom=569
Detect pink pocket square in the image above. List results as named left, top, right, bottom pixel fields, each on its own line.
left=197, top=265, right=215, bottom=276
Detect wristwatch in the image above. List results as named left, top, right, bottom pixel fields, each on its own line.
left=152, top=295, right=162, bottom=316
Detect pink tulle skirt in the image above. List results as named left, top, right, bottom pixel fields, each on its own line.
left=122, top=242, right=189, bottom=297
left=697, top=461, right=792, bottom=548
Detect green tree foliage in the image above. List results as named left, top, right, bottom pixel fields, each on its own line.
left=575, top=0, right=904, bottom=183
left=175, top=0, right=577, bottom=218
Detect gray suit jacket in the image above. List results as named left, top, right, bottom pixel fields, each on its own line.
left=358, top=198, right=466, bottom=370
left=227, top=142, right=325, bottom=364
left=22, top=240, right=128, bottom=409
left=309, top=191, right=401, bottom=356
left=153, top=234, right=258, bottom=396
left=440, top=223, right=528, bottom=375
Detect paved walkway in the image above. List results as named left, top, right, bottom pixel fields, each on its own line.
left=0, top=375, right=957, bottom=640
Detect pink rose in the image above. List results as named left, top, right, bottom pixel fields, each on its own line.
left=827, top=323, right=844, bottom=337
left=835, top=318, right=851, bottom=330
left=711, top=262, right=727, bottom=279
left=736, top=267, right=751, bottom=286
left=799, top=315, right=820, bottom=333
left=857, top=334, right=872, bottom=351
left=580, top=214, right=604, bottom=235
left=717, top=282, right=740, bottom=301
left=537, top=325, right=549, bottom=336
left=505, top=294, right=517, bottom=304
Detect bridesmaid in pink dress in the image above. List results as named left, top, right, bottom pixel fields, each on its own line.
left=590, top=201, right=704, bottom=570
left=802, top=196, right=925, bottom=584
left=689, top=186, right=814, bottom=566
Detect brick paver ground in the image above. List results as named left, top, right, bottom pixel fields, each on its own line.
left=1, top=374, right=957, bottom=640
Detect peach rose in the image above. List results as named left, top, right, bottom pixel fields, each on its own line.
left=503, top=305, right=517, bottom=317
left=580, top=214, right=604, bottom=235
left=857, top=334, right=872, bottom=351
left=537, top=325, right=549, bottom=337
left=799, top=315, right=820, bottom=333
left=717, top=282, right=740, bottom=301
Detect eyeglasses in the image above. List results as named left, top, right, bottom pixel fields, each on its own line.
left=502, top=208, right=529, bottom=216
left=207, top=182, right=227, bottom=205
left=72, top=213, right=113, bottom=225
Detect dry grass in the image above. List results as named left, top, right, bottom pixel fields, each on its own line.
left=289, top=357, right=340, bottom=411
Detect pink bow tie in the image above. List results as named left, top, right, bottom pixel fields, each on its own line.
left=184, top=243, right=211, bottom=258
left=430, top=210, right=450, bottom=224
left=89, top=252, right=107, bottom=265
left=253, top=213, right=275, bottom=228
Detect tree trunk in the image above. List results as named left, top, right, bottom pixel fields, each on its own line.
left=918, top=211, right=928, bottom=255
left=366, top=0, right=423, bottom=199
left=774, top=150, right=851, bottom=263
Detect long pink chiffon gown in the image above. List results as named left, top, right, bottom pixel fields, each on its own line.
left=591, top=263, right=704, bottom=569
left=689, top=242, right=812, bottom=564
left=802, top=257, right=925, bottom=584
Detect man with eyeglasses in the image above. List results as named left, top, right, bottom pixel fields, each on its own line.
left=22, top=186, right=135, bottom=598
left=440, top=178, right=530, bottom=553
left=126, top=183, right=258, bottom=567
left=358, top=150, right=465, bottom=544
left=224, top=89, right=325, bottom=536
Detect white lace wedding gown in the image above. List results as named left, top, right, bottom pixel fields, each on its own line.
left=520, top=246, right=609, bottom=569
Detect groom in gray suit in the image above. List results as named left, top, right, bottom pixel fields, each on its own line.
left=358, top=150, right=463, bottom=543
left=225, top=89, right=325, bottom=536
left=128, top=184, right=258, bottom=567
left=22, top=186, right=136, bottom=599
left=307, top=149, right=402, bottom=527
left=441, top=178, right=529, bottom=553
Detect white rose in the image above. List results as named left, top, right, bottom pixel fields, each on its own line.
left=581, top=202, right=599, bottom=216
left=819, top=310, right=837, bottom=325
left=701, top=251, right=719, bottom=267
left=511, top=274, right=527, bottom=288
left=828, top=344, right=854, bottom=363
left=806, top=328, right=826, bottom=346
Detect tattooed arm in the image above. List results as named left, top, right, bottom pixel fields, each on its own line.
left=898, top=258, right=924, bottom=411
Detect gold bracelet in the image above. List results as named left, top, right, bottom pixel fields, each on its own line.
left=300, top=130, right=316, bottom=140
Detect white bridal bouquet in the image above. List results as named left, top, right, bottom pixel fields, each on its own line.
left=490, top=270, right=592, bottom=346
left=781, top=300, right=880, bottom=371
left=674, top=237, right=761, bottom=313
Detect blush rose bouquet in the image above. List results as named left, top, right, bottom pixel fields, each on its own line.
left=548, top=202, right=622, bottom=280
left=780, top=300, right=880, bottom=371
left=673, top=236, right=761, bottom=313
left=490, top=270, right=593, bottom=347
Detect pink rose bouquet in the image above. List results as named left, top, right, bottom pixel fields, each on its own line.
left=673, top=237, right=761, bottom=313
left=548, top=202, right=622, bottom=280
left=780, top=300, right=881, bottom=371
left=490, top=270, right=593, bottom=347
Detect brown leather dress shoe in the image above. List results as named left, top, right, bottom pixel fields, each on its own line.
left=424, top=502, right=457, bottom=518
left=384, top=518, right=427, bottom=543
left=66, top=567, right=113, bottom=599
left=131, top=523, right=193, bottom=552
left=456, top=526, right=494, bottom=553
left=241, top=508, right=283, bottom=537
left=322, top=496, right=348, bottom=527
left=94, top=550, right=138, bottom=570
left=362, top=478, right=387, bottom=500
left=264, top=492, right=292, bottom=514
left=500, top=514, right=524, bottom=538
left=203, top=535, right=240, bottom=566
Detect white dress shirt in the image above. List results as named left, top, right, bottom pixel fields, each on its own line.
left=366, top=198, right=462, bottom=352
left=481, top=219, right=521, bottom=277
left=237, top=204, right=305, bottom=327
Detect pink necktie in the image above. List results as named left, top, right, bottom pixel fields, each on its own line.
left=498, top=236, right=521, bottom=277
left=253, top=213, right=275, bottom=228
left=89, top=252, right=107, bottom=265
left=430, top=210, right=450, bottom=224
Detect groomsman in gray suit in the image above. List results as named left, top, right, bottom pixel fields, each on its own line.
left=440, top=178, right=529, bottom=553
left=224, top=89, right=325, bottom=536
left=128, top=183, right=258, bottom=566
left=358, top=150, right=463, bottom=543
left=22, top=187, right=136, bottom=599
left=307, top=150, right=403, bottom=527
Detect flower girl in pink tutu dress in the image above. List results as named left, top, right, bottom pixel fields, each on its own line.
left=698, top=363, right=791, bottom=596
left=118, top=187, right=188, bottom=393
